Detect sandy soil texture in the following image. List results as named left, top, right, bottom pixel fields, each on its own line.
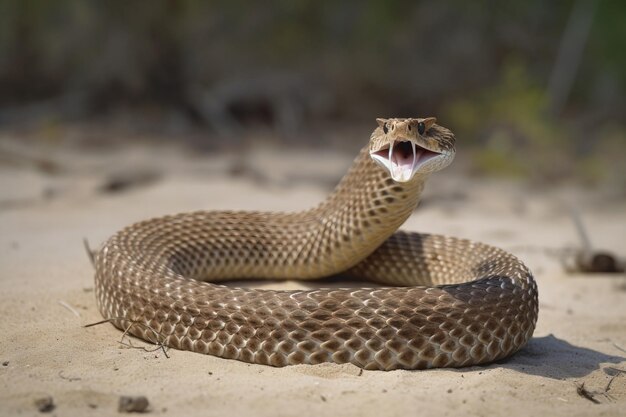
left=1, top=139, right=625, bottom=416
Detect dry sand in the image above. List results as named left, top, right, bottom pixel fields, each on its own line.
left=1, top=138, right=625, bottom=416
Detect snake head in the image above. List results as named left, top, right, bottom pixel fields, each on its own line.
left=369, top=117, right=456, bottom=182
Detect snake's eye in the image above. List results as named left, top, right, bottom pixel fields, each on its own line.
left=383, top=124, right=388, bottom=134
left=417, top=122, right=425, bottom=135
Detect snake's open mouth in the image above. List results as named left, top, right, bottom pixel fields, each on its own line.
left=371, top=140, right=441, bottom=182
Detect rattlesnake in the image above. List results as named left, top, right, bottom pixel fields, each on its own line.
left=94, top=117, right=538, bottom=370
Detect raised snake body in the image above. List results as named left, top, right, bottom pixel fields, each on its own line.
left=95, top=118, right=538, bottom=370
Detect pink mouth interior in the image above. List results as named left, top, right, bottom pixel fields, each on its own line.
left=374, top=141, right=439, bottom=170
left=391, top=141, right=419, bottom=170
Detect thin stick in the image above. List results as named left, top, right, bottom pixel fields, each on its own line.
left=119, top=319, right=170, bottom=358
left=612, top=343, right=626, bottom=354
left=83, top=318, right=115, bottom=328
left=58, top=370, right=81, bottom=382
left=58, top=300, right=81, bottom=318
left=569, top=208, right=593, bottom=255
left=84, top=317, right=170, bottom=358
left=83, top=238, right=96, bottom=268
left=605, top=375, right=618, bottom=393
left=605, top=368, right=626, bottom=393
left=576, top=383, right=600, bottom=404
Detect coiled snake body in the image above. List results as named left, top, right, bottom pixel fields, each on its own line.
left=95, top=118, right=538, bottom=370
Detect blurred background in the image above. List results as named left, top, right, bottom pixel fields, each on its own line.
left=0, top=0, right=624, bottom=188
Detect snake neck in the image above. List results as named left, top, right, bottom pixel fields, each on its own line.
left=107, top=146, right=429, bottom=282
left=303, top=146, right=427, bottom=276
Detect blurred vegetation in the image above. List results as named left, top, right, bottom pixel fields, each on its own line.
left=0, top=0, right=624, bottom=185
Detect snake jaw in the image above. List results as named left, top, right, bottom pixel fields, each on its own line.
left=370, top=139, right=442, bottom=182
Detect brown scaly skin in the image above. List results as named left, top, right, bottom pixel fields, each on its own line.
left=94, top=117, right=538, bottom=370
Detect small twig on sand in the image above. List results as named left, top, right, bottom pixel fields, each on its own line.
left=567, top=208, right=624, bottom=273
left=605, top=375, right=618, bottom=393
left=118, top=337, right=165, bottom=354
left=83, top=318, right=116, bottom=328
left=83, top=238, right=96, bottom=268
left=605, top=368, right=626, bottom=393
left=569, top=207, right=593, bottom=255
left=118, top=320, right=170, bottom=358
left=58, top=300, right=81, bottom=318
left=576, top=383, right=601, bottom=404
left=576, top=373, right=623, bottom=405
left=58, top=370, right=81, bottom=382
left=84, top=317, right=170, bottom=358
left=612, top=343, right=626, bottom=354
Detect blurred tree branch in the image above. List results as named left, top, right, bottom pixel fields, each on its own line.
left=547, top=0, right=597, bottom=116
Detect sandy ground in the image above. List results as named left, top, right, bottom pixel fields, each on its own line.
left=1, top=137, right=625, bottom=416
